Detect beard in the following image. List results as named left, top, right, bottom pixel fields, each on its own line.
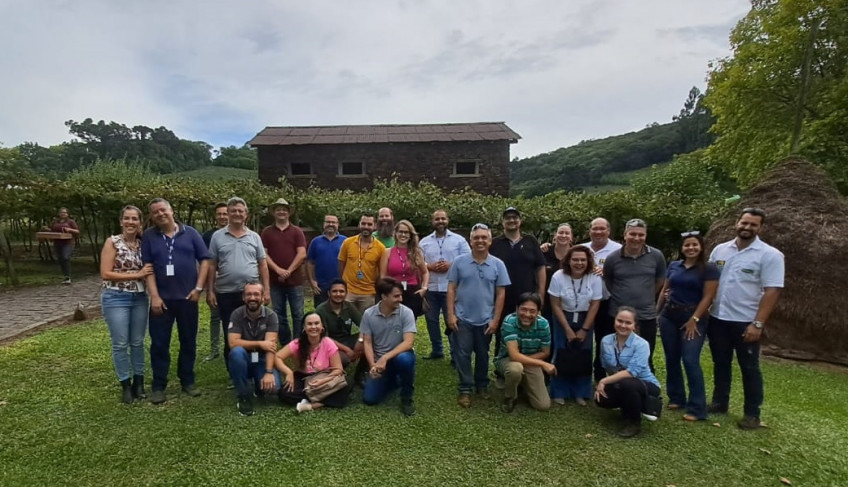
left=378, top=221, right=394, bottom=238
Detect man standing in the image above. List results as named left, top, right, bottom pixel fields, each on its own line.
left=208, top=197, right=270, bottom=366
left=447, top=223, right=510, bottom=408
left=227, top=282, right=281, bottom=416
left=314, top=279, right=363, bottom=368
left=489, top=207, right=546, bottom=358
left=708, top=207, right=784, bottom=430
left=581, top=217, right=622, bottom=383
left=419, top=209, right=470, bottom=361
left=338, top=214, right=386, bottom=314
left=261, top=198, right=307, bottom=344
left=374, top=207, right=395, bottom=248
left=142, top=198, right=210, bottom=404
left=202, top=202, right=228, bottom=361
left=602, top=218, right=666, bottom=372
left=306, top=214, right=346, bottom=307
left=361, top=277, right=417, bottom=416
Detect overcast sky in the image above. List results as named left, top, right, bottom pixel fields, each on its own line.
left=0, top=0, right=750, bottom=159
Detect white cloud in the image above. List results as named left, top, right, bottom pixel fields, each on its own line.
left=0, top=0, right=750, bottom=157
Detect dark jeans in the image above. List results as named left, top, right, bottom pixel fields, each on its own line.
left=362, top=351, right=416, bottom=405
left=455, top=322, right=492, bottom=394
left=313, top=288, right=329, bottom=308
left=149, top=299, right=199, bottom=391
left=659, top=308, right=708, bottom=418
left=708, top=316, right=764, bottom=418
left=54, top=244, right=73, bottom=278
left=270, top=285, right=303, bottom=343
left=595, top=377, right=660, bottom=421
left=593, top=300, right=613, bottom=383
left=216, top=292, right=244, bottom=367
left=636, top=318, right=657, bottom=374
left=424, top=291, right=448, bottom=357
left=228, top=346, right=281, bottom=398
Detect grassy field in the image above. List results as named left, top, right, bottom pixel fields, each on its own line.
left=1, top=307, right=847, bottom=486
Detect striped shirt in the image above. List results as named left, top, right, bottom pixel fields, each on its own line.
left=497, top=313, right=551, bottom=360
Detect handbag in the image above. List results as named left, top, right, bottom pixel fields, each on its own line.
left=303, top=369, right=348, bottom=402
left=641, top=380, right=663, bottom=419
left=554, top=341, right=593, bottom=378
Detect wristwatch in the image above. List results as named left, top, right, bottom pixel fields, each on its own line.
left=357, top=337, right=365, bottom=343
left=752, top=320, right=764, bottom=329
left=194, top=287, right=204, bottom=292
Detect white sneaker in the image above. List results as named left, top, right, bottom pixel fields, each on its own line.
left=296, top=399, right=312, bottom=413
left=641, top=413, right=658, bottom=422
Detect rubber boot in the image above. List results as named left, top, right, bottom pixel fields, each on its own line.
left=132, top=375, right=147, bottom=399
left=120, top=379, right=133, bottom=404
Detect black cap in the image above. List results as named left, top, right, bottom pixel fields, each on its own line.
left=503, top=207, right=521, bottom=218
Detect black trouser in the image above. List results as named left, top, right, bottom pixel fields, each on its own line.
left=636, top=318, right=657, bottom=374
left=593, top=300, right=613, bottom=383
left=595, top=377, right=660, bottom=421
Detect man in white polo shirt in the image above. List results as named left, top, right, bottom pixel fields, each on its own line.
left=708, top=207, right=784, bottom=430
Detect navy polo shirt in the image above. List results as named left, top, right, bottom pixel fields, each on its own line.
left=306, top=234, right=346, bottom=289
left=141, top=223, right=209, bottom=300
left=666, top=260, right=720, bottom=306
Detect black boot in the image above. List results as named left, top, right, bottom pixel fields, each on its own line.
left=132, top=375, right=147, bottom=399
left=120, top=379, right=133, bottom=404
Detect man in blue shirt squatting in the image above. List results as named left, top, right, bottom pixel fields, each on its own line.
left=142, top=198, right=210, bottom=405
left=447, top=223, right=510, bottom=409
left=707, top=207, right=784, bottom=430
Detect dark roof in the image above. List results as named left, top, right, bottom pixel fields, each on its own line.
left=248, top=122, right=520, bottom=146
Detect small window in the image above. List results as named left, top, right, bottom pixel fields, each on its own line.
left=338, top=161, right=365, bottom=176
left=452, top=160, right=480, bottom=177
left=289, top=162, right=312, bottom=176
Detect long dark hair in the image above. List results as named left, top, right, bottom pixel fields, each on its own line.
left=297, top=312, right=327, bottom=369
left=560, top=245, right=596, bottom=276
left=680, top=233, right=707, bottom=273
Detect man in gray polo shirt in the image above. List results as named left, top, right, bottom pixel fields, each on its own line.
left=602, top=218, right=666, bottom=372
left=207, top=197, right=270, bottom=367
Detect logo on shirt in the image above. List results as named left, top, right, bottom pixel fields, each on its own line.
left=741, top=268, right=754, bottom=274
left=228, top=322, right=234, bottom=329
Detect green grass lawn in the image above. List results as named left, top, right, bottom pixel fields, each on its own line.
left=1, top=308, right=847, bottom=486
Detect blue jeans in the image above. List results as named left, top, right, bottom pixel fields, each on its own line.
left=708, top=316, right=764, bottom=418
left=54, top=244, right=73, bottom=278
left=228, top=346, right=281, bottom=398
left=101, top=289, right=149, bottom=381
left=424, top=291, right=448, bottom=357
left=148, top=299, right=198, bottom=391
left=363, top=350, right=416, bottom=405
left=454, top=322, right=492, bottom=394
left=659, top=309, right=708, bottom=418
left=270, top=285, right=304, bottom=344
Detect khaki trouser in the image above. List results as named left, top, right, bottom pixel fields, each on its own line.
left=345, top=293, right=376, bottom=315
left=497, top=359, right=551, bottom=411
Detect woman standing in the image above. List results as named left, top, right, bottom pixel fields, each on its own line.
left=547, top=245, right=601, bottom=405
left=656, top=231, right=718, bottom=421
left=541, top=223, right=573, bottom=321
left=51, top=207, right=80, bottom=284
left=380, top=219, right=429, bottom=317
left=596, top=307, right=661, bottom=437
left=100, top=206, right=153, bottom=403
left=276, top=313, right=350, bottom=412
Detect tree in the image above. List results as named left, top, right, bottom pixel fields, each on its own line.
left=704, top=0, right=848, bottom=192
left=212, top=144, right=258, bottom=170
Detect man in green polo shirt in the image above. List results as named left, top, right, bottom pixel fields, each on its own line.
left=314, top=278, right=363, bottom=368
left=496, top=292, right=555, bottom=412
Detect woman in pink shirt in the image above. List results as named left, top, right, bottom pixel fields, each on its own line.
left=275, top=312, right=350, bottom=411
left=380, top=219, right=429, bottom=317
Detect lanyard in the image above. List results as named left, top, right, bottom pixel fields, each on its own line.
left=435, top=235, right=446, bottom=260
left=395, top=247, right=409, bottom=278
left=614, top=341, right=626, bottom=370
left=162, top=227, right=178, bottom=264
left=358, top=237, right=373, bottom=269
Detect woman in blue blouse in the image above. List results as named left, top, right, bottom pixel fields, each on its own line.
left=595, top=306, right=661, bottom=437
left=656, top=231, right=718, bottom=421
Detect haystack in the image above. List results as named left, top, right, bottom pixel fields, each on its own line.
left=704, top=157, right=848, bottom=366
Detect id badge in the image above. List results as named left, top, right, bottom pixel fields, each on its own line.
left=356, top=270, right=364, bottom=280
left=402, top=280, right=408, bottom=291
left=250, top=352, right=259, bottom=363
left=166, top=264, right=175, bottom=276
left=573, top=312, right=579, bottom=323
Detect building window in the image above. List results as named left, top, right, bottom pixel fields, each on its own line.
left=288, top=162, right=313, bottom=177
left=452, top=160, right=480, bottom=177
left=338, top=161, right=366, bottom=177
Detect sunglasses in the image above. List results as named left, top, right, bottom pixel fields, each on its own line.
left=741, top=207, right=767, bottom=218
left=681, top=230, right=700, bottom=238
left=626, top=218, right=646, bottom=228
left=471, top=223, right=489, bottom=231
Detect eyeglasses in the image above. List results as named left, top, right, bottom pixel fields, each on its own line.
left=680, top=230, right=700, bottom=238
left=626, top=218, right=646, bottom=228
left=471, top=223, right=489, bottom=231
left=395, top=230, right=411, bottom=236
left=741, top=207, right=767, bottom=218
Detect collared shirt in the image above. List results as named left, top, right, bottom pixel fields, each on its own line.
left=579, top=239, right=622, bottom=268
left=315, top=300, right=362, bottom=349
left=420, top=229, right=471, bottom=292
left=360, top=303, right=416, bottom=361
left=497, top=313, right=551, bottom=360
left=548, top=271, right=602, bottom=312
left=306, top=233, right=346, bottom=290
left=228, top=305, right=279, bottom=341
left=709, top=236, right=784, bottom=322
left=490, top=234, right=546, bottom=307
left=261, top=224, right=307, bottom=287
left=600, top=332, right=660, bottom=387
left=447, top=253, right=511, bottom=326
left=209, top=227, right=266, bottom=293
left=338, top=235, right=386, bottom=295
left=141, top=223, right=209, bottom=300
left=603, top=246, right=666, bottom=319
left=666, top=260, right=719, bottom=306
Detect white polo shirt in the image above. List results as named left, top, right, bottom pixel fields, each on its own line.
left=709, top=236, right=784, bottom=322
left=420, top=229, right=471, bottom=293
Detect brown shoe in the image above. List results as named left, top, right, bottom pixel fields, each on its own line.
left=682, top=414, right=698, bottom=422
left=457, top=393, right=472, bottom=408
left=667, top=403, right=681, bottom=410
left=737, top=415, right=762, bottom=430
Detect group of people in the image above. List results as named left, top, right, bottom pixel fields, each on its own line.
left=96, top=198, right=784, bottom=437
